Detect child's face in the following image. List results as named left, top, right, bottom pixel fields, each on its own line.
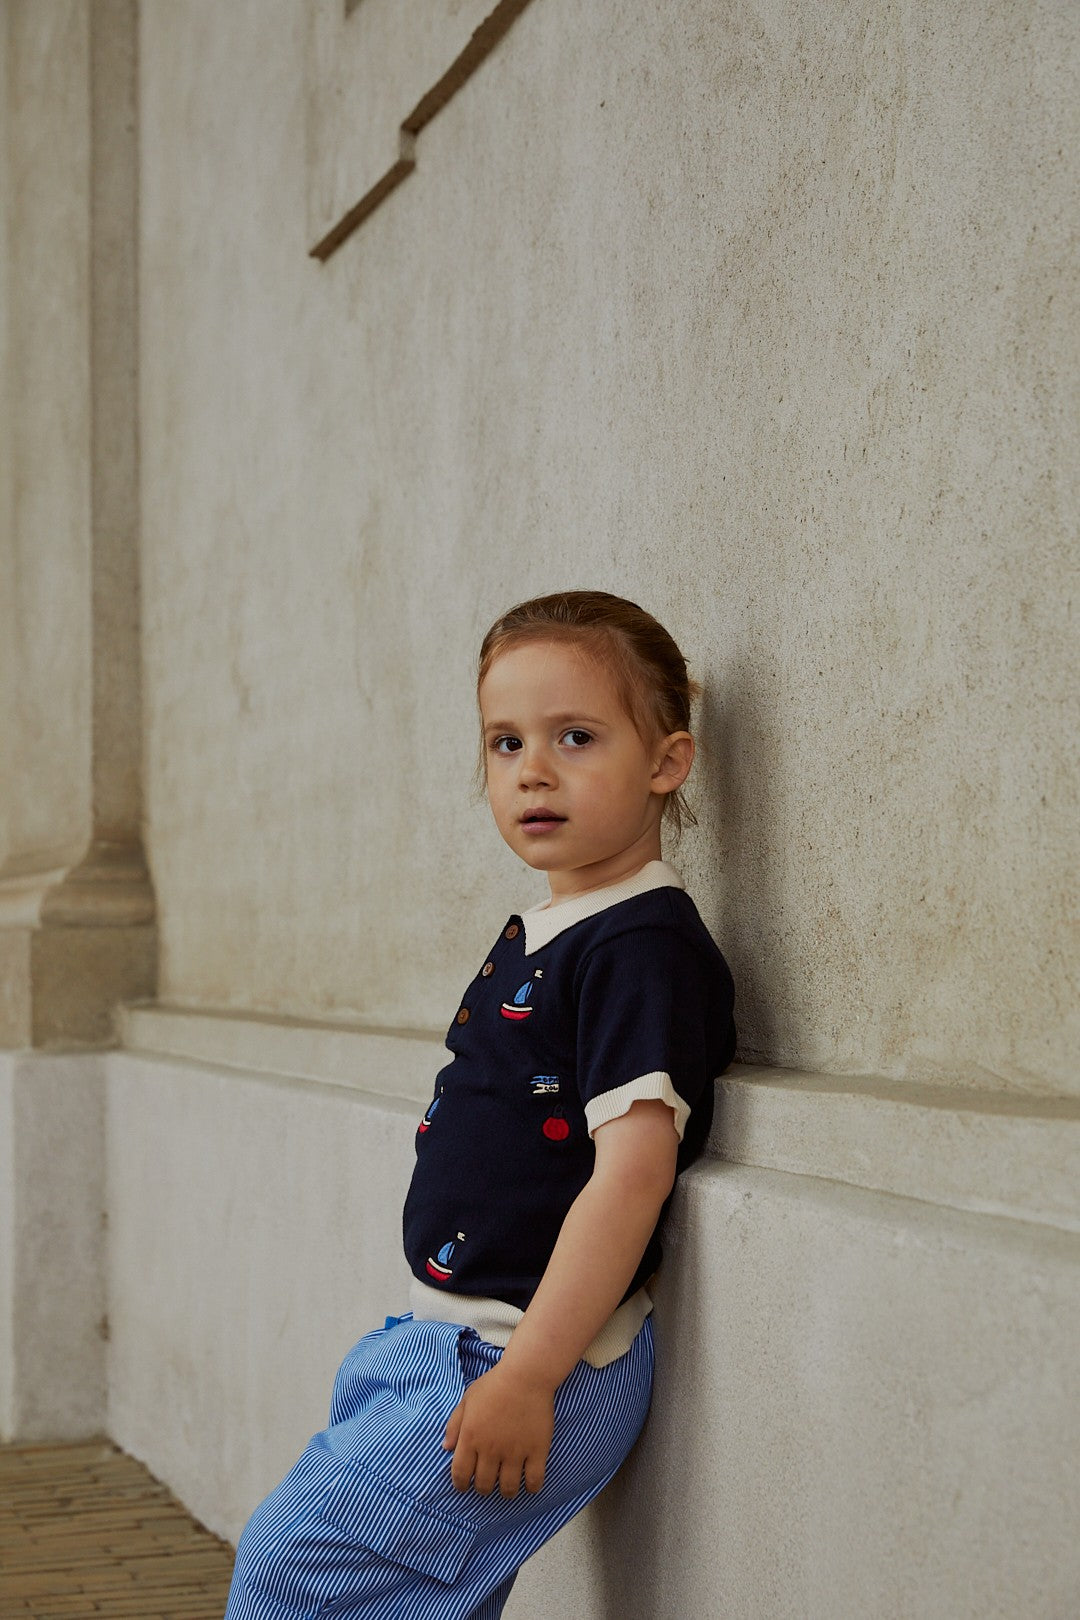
left=478, top=639, right=691, bottom=901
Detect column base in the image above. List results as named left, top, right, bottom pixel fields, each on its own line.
left=0, top=841, right=157, bottom=1049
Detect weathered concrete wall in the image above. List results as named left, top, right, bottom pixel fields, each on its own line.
left=0, top=0, right=154, bottom=1047
left=2, top=2, right=1078, bottom=1616
left=517, top=1166, right=1080, bottom=1620
left=101, top=1029, right=1080, bottom=1618
left=0, top=1052, right=106, bottom=1441
left=0, top=0, right=93, bottom=878
left=137, top=0, right=1078, bottom=1094
left=105, top=1040, right=422, bottom=1536
left=0, top=4, right=10, bottom=873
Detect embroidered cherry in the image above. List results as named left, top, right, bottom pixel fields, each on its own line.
left=543, top=1109, right=570, bottom=1142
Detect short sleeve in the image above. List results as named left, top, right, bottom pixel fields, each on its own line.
left=575, top=926, right=716, bottom=1142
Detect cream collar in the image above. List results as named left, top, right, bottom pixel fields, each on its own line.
left=519, top=860, right=685, bottom=956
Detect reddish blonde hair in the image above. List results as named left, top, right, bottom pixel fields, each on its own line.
left=477, top=590, right=700, bottom=835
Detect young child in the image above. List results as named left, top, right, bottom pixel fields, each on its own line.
left=225, top=590, right=736, bottom=1620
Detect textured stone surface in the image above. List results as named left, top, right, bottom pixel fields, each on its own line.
left=105, top=1051, right=417, bottom=1540
left=0, top=2, right=153, bottom=1049
left=29, top=924, right=156, bottom=1049
left=0, top=932, right=31, bottom=1049
left=716, top=1065, right=1080, bottom=1234
left=306, top=0, right=524, bottom=254
left=119, top=1001, right=440, bottom=1100
left=100, top=1048, right=1080, bottom=1618
left=137, top=0, right=1078, bottom=1095
left=0, top=1054, right=106, bottom=1441
left=514, top=1163, right=1080, bottom=1620
left=117, top=1006, right=1080, bottom=1233
left=0, top=1, right=93, bottom=875
left=0, top=920, right=157, bottom=1051
left=3, top=5, right=1078, bottom=1612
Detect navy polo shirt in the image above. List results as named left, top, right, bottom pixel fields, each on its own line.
left=402, top=862, right=736, bottom=1312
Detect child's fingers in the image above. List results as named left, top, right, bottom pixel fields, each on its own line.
left=523, top=1450, right=546, bottom=1494
left=497, top=1456, right=526, bottom=1499
left=442, top=1399, right=464, bottom=1451
left=450, top=1442, right=477, bottom=1493
left=471, top=1453, right=501, bottom=1496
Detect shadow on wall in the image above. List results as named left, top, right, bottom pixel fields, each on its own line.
left=587, top=1392, right=669, bottom=1618
left=585, top=1194, right=712, bottom=1617
left=694, top=677, right=794, bottom=1068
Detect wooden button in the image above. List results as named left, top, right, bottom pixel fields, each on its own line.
left=481, top=962, right=494, bottom=977
left=456, top=1008, right=470, bottom=1025
left=504, top=924, right=520, bottom=940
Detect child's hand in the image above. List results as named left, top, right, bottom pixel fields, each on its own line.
left=442, top=1362, right=555, bottom=1497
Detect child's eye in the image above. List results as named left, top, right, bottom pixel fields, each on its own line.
left=560, top=729, right=593, bottom=749
left=490, top=735, right=523, bottom=755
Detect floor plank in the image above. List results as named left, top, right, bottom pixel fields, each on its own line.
left=0, top=1442, right=235, bottom=1619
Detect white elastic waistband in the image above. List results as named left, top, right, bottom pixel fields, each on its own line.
left=407, top=1278, right=653, bottom=1369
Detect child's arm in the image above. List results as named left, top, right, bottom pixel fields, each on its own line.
left=442, top=1098, right=679, bottom=1497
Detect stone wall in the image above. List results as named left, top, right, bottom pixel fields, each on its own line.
left=2, top=2, right=1078, bottom=1616
left=101, top=1019, right=1080, bottom=1619
left=135, top=0, right=1077, bottom=1094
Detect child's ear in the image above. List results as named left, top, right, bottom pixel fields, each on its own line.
left=650, top=732, right=694, bottom=796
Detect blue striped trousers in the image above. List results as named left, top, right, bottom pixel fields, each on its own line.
left=225, top=1313, right=654, bottom=1619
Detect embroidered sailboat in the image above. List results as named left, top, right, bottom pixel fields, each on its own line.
left=501, top=980, right=534, bottom=1021
left=426, top=1231, right=465, bottom=1283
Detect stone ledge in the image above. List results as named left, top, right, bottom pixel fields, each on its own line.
left=716, top=1067, right=1080, bottom=1237
left=117, top=1005, right=1080, bottom=1237
left=118, top=1003, right=440, bottom=1105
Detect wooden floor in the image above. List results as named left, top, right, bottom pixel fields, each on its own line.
left=0, top=1441, right=236, bottom=1619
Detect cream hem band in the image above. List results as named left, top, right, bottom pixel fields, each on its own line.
left=407, top=1278, right=653, bottom=1369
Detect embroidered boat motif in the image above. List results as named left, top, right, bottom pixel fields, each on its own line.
left=501, top=980, right=535, bottom=1021
left=426, top=1231, right=465, bottom=1282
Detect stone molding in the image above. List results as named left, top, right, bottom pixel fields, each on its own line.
left=0, top=840, right=155, bottom=930
left=718, top=1068, right=1080, bottom=1239
left=0, top=4, right=155, bottom=1050
left=120, top=1002, right=438, bottom=1106
left=307, top=0, right=535, bottom=259
left=118, top=1004, right=1080, bottom=1237
left=0, top=922, right=156, bottom=1052
left=39, top=841, right=155, bottom=929
left=0, top=843, right=157, bottom=1048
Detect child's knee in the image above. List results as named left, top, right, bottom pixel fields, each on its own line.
left=229, top=1496, right=298, bottom=1615
left=227, top=1465, right=335, bottom=1617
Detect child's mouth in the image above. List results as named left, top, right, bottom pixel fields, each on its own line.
left=521, top=811, right=566, bottom=834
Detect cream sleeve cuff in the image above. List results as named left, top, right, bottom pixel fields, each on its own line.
left=584, top=1072, right=690, bottom=1142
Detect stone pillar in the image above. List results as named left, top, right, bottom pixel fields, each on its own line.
left=0, top=0, right=155, bottom=1051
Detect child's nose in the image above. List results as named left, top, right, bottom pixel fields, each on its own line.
left=519, top=744, right=556, bottom=787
